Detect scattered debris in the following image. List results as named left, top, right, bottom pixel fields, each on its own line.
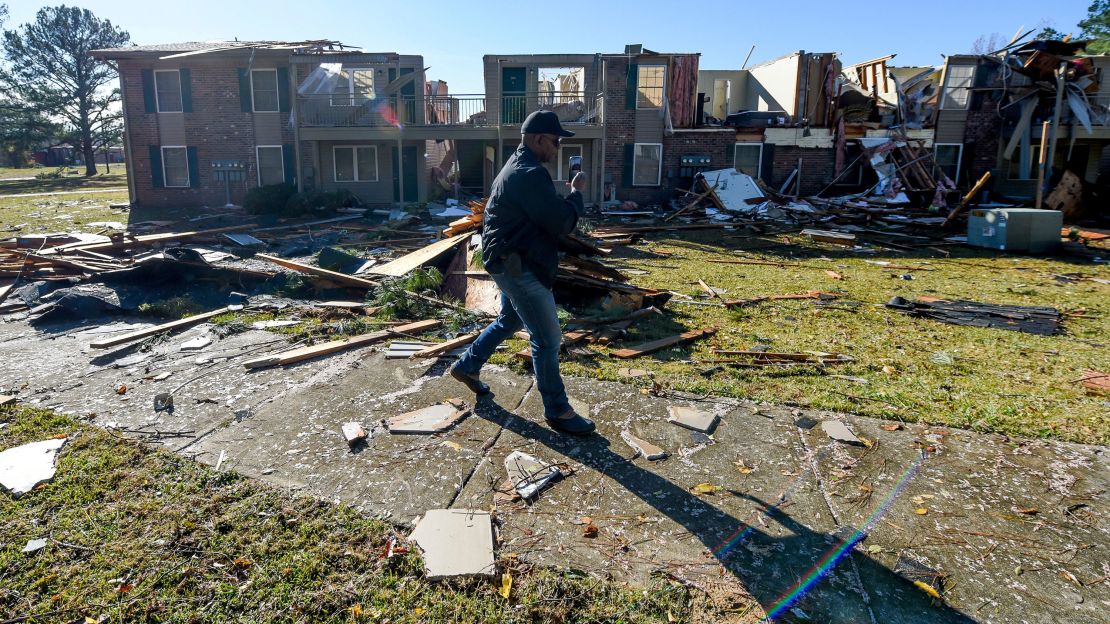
left=89, top=306, right=231, bottom=349
left=667, top=405, right=720, bottom=434
left=243, top=320, right=441, bottom=369
left=1079, top=370, right=1109, bottom=395
left=408, top=509, right=496, bottom=579
left=0, top=437, right=68, bottom=496
left=620, top=430, right=668, bottom=460
left=22, top=538, right=47, bottom=554
left=386, top=399, right=469, bottom=434
left=504, top=450, right=564, bottom=499
left=179, top=335, right=212, bottom=351
left=611, top=327, right=717, bottom=359
left=822, top=420, right=863, bottom=446
left=250, top=320, right=302, bottom=330
left=886, top=296, right=1062, bottom=335
left=0, top=394, right=16, bottom=406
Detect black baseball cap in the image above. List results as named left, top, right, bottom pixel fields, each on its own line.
left=521, top=110, right=575, bottom=137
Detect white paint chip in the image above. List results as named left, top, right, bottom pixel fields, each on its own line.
left=408, top=509, right=495, bottom=579
left=22, top=538, right=47, bottom=553
left=0, top=437, right=68, bottom=496
left=621, top=430, right=668, bottom=460
left=504, top=450, right=563, bottom=499
left=179, top=336, right=212, bottom=351
left=667, top=405, right=719, bottom=433
left=387, top=401, right=469, bottom=434
left=822, top=420, right=863, bottom=445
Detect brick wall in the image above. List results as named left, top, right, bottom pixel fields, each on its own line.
left=121, top=57, right=295, bottom=209
left=768, top=146, right=836, bottom=196
left=963, top=109, right=1002, bottom=183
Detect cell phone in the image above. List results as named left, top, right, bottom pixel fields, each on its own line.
left=568, top=155, right=582, bottom=178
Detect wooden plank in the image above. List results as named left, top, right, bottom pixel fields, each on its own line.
left=242, top=319, right=440, bottom=369
left=943, top=171, right=991, bottom=227
left=610, top=327, right=717, bottom=359
left=368, top=233, right=469, bottom=277
left=41, top=223, right=259, bottom=255
left=410, top=332, right=479, bottom=359
left=90, top=307, right=231, bottom=349
left=25, top=253, right=109, bottom=274
left=255, top=253, right=380, bottom=289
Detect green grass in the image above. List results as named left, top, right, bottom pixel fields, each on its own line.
left=0, top=190, right=132, bottom=234
left=1, top=406, right=716, bottom=623
left=494, top=231, right=1110, bottom=445
left=0, top=169, right=128, bottom=194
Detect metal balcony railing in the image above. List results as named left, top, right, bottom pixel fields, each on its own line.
left=297, top=92, right=604, bottom=128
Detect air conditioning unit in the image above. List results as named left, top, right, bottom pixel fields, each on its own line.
left=624, top=44, right=643, bottom=55
left=967, top=208, right=1062, bottom=253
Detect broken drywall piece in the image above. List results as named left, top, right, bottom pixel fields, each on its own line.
left=504, top=450, right=564, bottom=499
left=822, top=420, right=863, bottom=445
left=386, top=400, right=469, bottom=434
left=621, top=430, right=668, bottom=460
left=667, top=405, right=720, bottom=434
left=342, top=422, right=368, bottom=448
left=250, top=320, right=302, bottom=330
left=696, top=169, right=765, bottom=212
left=179, top=335, right=212, bottom=351
left=408, top=509, right=496, bottom=579
left=22, top=538, right=46, bottom=553
left=0, top=437, right=68, bottom=496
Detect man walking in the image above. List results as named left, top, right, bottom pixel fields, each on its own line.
left=449, top=110, right=595, bottom=435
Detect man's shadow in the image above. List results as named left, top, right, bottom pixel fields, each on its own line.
left=472, top=397, right=977, bottom=624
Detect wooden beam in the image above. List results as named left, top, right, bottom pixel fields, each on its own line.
left=409, top=332, right=478, bottom=359
left=1035, top=120, right=1050, bottom=209
left=90, top=307, right=231, bottom=349
left=943, top=171, right=992, bottom=227
left=243, top=319, right=441, bottom=369
left=368, top=233, right=469, bottom=277
left=255, top=253, right=380, bottom=289
left=41, top=223, right=259, bottom=255
left=610, top=327, right=716, bottom=359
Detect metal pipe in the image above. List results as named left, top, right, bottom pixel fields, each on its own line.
left=1043, top=62, right=1066, bottom=189
left=290, top=61, right=304, bottom=193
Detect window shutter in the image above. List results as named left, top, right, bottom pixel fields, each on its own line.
left=282, top=144, right=296, bottom=185
left=149, top=146, right=164, bottom=188
left=141, top=69, right=156, bottom=113
left=186, top=147, right=200, bottom=188
left=277, top=67, right=291, bottom=113
left=238, top=68, right=252, bottom=112
left=625, top=63, right=638, bottom=109
left=760, top=144, right=774, bottom=183
left=622, top=144, right=634, bottom=187
left=179, top=68, right=193, bottom=113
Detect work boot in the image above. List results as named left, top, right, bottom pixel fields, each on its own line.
left=449, top=363, right=490, bottom=395
left=545, top=409, right=596, bottom=435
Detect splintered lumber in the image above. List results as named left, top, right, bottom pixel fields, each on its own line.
left=41, top=223, right=259, bottom=255
left=801, top=229, right=856, bottom=246
left=943, top=171, right=992, bottom=227
left=665, top=183, right=718, bottom=222
left=90, top=307, right=231, bottom=349
left=369, top=233, right=469, bottom=277
left=25, top=253, right=113, bottom=274
left=410, top=332, right=478, bottom=359
left=243, top=319, right=441, bottom=369
left=256, top=253, right=380, bottom=289
left=610, top=327, right=717, bottom=359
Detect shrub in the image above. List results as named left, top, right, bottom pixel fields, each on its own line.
left=244, top=183, right=297, bottom=215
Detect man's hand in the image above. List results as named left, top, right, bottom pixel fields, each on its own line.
left=567, top=171, right=586, bottom=193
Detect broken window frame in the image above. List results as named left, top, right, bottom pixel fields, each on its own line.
left=632, top=142, right=663, bottom=186
left=154, top=69, right=183, bottom=113
left=933, top=143, right=963, bottom=184
left=332, top=145, right=378, bottom=182
left=160, top=146, right=189, bottom=188
left=636, top=65, right=666, bottom=110
left=940, top=65, right=975, bottom=110
left=557, top=144, right=583, bottom=181
left=250, top=69, right=280, bottom=113
left=330, top=68, right=376, bottom=107
left=255, top=145, right=285, bottom=187
left=733, top=142, right=763, bottom=178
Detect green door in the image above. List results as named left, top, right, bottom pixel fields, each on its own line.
left=501, top=67, right=526, bottom=124
left=392, top=145, right=418, bottom=203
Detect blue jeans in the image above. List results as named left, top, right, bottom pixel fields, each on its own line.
left=455, top=269, right=571, bottom=418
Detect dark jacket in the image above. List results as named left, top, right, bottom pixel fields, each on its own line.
left=481, top=144, right=584, bottom=288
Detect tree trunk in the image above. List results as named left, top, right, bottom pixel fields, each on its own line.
left=103, top=150, right=111, bottom=173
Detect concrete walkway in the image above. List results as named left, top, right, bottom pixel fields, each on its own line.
left=0, top=187, right=127, bottom=199
left=0, top=316, right=1106, bottom=623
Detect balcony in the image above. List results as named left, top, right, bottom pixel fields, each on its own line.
left=297, top=92, right=604, bottom=129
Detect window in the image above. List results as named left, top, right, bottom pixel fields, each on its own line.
left=331, top=69, right=376, bottom=106
left=636, top=65, right=665, bottom=109
left=256, top=146, right=284, bottom=186
left=632, top=143, right=662, bottom=186
left=333, top=145, right=378, bottom=182
left=1007, top=145, right=1041, bottom=180
left=154, top=70, right=182, bottom=112
left=557, top=144, right=583, bottom=181
left=251, top=69, right=279, bottom=112
left=941, top=65, right=975, bottom=110
left=733, top=143, right=763, bottom=178
left=161, top=146, right=189, bottom=188
left=934, top=143, right=963, bottom=184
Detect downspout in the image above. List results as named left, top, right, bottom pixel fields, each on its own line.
left=497, top=59, right=504, bottom=173
left=115, top=59, right=138, bottom=205
left=397, top=56, right=405, bottom=210
left=598, top=54, right=607, bottom=205
left=1043, top=62, right=1066, bottom=192
left=290, top=56, right=303, bottom=193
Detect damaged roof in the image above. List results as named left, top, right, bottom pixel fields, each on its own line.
left=91, top=40, right=359, bottom=59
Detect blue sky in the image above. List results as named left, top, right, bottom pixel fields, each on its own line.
left=5, top=0, right=1090, bottom=92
